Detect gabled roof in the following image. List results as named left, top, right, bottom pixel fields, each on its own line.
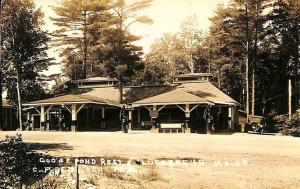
left=24, top=76, right=240, bottom=107
left=78, top=87, right=120, bottom=104
left=178, top=82, right=240, bottom=105
left=23, top=94, right=119, bottom=106
left=133, top=90, right=213, bottom=106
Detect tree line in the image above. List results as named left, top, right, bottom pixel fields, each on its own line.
left=0, top=0, right=153, bottom=130
left=144, top=0, right=300, bottom=120
left=0, top=0, right=51, bottom=129
left=0, top=0, right=299, bottom=130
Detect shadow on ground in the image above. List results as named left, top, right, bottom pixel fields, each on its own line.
left=28, top=143, right=73, bottom=151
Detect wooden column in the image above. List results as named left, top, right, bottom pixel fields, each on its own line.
left=30, top=115, right=34, bottom=130
left=138, top=109, right=141, bottom=127
left=40, top=106, right=46, bottom=131
left=86, top=107, right=89, bottom=129
left=26, top=112, right=30, bottom=131
left=228, top=106, right=233, bottom=131
left=5, top=109, right=8, bottom=130
left=46, top=111, right=50, bottom=131
left=152, top=105, right=157, bottom=129
left=101, top=106, right=105, bottom=129
left=10, top=108, right=12, bottom=130
left=185, top=104, right=191, bottom=133
left=128, top=110, right=133, bottom=131
left=71, top=105, right=77, bottom=132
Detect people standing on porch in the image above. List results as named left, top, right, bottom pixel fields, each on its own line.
left=120, top=104, right=128, bottom=133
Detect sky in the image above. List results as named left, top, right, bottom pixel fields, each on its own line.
left=33, top=0, right=229, bottom=75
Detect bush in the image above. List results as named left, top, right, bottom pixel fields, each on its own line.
left=0, top=134, right=49, bottom=188
left=274, top=112, right=300, bottom=137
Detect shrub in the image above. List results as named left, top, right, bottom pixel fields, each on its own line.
left=274, top=112, right=300, bottom=137
left=0, top=134, right=48, bottom=188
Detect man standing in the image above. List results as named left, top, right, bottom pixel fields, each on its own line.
left=120, top=104, right=128, bottom=133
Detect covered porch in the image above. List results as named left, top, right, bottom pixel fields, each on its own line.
left=23, top=95, right=121, bottom=132
left=129, top=90, right=238, bottom=134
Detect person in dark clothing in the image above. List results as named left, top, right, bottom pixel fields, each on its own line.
left=120, top=104, right=128, bottom=133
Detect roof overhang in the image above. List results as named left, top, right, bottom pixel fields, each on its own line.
left=132, top=101, right=214, bottom=107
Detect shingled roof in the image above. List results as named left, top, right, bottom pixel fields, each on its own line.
left=178, top=82, right=239, bottom=105
left=24, top=75, right=240, bottom=107
left=133, top=90, right=213, bottom=106
left=23, top=94, right=119, bottom=106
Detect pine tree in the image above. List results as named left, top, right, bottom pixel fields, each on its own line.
left=104, top=0, right=153, bottom=103
left=1, top=0, right=50, bottom=129
left=51, top=0, right=112, bottom=79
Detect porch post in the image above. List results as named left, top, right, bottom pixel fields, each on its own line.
left=228, top=106, right=234, bottom=131
left=46, top=111, right=50, bottom=131
left=30, top=115, right=34, bottom=130
left=152, top=105, right=157, bottom=129
left=5, top=109, right=8, bottom=129
left=228, top=106, right=235, bottom=131
left=101, top=106, right=105, bottom=129
left=26, top=112, right=30, bottom=130
left=185, top=104, right=191, bottom=133
left=86, top=107, right=89, bottom=129
left=128, top=110, right=132, bottom=131
left=40, top=106, right=45, bottom=131
left=10, top=108, right=12, bottom=129
left=138, top=109, right=141, bottom=127
left=71, top=105, right=77, bottom=132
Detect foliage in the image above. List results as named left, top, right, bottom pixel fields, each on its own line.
left=274, top=111, right=300, bottom=137
left=51, top=0, right=113, bottom=80
left=0, top=134, right=50, bottom=188
left=52, top=0, right=152, bottom=102
left=144, top=15, right=205, bottom=84
left=143, top=0, right=300, bottom=119
left=1, top=0, right=51, bottom=106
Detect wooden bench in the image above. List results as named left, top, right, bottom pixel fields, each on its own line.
left=160, top=123, right=183, bottom=133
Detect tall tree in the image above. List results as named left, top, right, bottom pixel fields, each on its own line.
left=179, top=15, right=204, bottom=73
left=0, top=0, right=4, bottom=130
left=1, top=0, right=50, bottom=129
left=144, top=16, right=205, bottom=85
left=208, top=4, right=245, bottom=102
left=51, top=0, right=112, bottom=79
left=265, top=0, right=300, bottom=115
left=105, top=0, right=153, bottom=103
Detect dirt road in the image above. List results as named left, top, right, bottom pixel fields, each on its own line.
left=1, top=131, right=300, bottom=188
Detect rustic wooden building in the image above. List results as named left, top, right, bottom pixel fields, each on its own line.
left=23, top=74, right=240, bottom=133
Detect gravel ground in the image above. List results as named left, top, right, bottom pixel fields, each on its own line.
left=1, top=131, right=300, bottom=188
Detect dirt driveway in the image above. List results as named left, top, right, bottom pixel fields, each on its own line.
left=1, top=131, right=300, bottom=189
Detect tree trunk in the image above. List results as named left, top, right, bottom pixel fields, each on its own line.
left=118, top=73, right=123, bottom=104
left=245, top=0, right=250, bottom=120
left=0, top=73, right=3, bottom=131
left=251, top=68, right=255, bottom=115
left=251, top=1, right=259, bottom=116
left=16, top=72, right=22, bottom=130
left=83, top=10, right=88, bottom=79
left=288, top=78, right=292, bottom=119
left=245, top=46, right=250, bottom=119
left=0, top=0, right=3, bottom=130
